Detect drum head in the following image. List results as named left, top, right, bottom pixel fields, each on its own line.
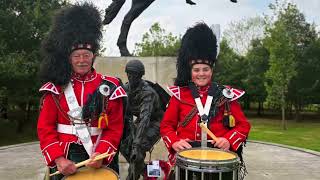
left=179, top=148, right=237, bottom=161
left=64, top=167, right=119, bottom=180
left=176, top=148, right=240, bottom=173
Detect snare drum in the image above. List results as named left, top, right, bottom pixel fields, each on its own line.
left=175, top=148, right=240, bottom=180
left=63, top=167, right=119, bottom=180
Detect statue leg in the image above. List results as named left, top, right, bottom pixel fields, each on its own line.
left=117, top=0, right=155, bottom=56
left=103, top=0, right=126, bottom=25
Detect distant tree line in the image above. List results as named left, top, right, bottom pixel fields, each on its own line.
left=133, top=2, right=320, bottom=127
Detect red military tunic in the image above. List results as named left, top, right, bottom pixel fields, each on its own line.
left=37, top=70, right=126, bottom=167
left=160, top=85, right=251, bottom=164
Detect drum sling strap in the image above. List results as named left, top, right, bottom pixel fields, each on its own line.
left=64, top=82, right=94, bottom=157
left=179, top=82, right=223, bottom=127
left=189, top=82, right=215, bottom=148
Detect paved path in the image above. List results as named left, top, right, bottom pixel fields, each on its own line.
left=0, top=141, right=319, bottom=180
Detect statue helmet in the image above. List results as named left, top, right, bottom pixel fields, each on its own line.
left=125, top=59, right=145, bottom=76
left=174, top=22, right=217, bottom=86
left=39, top=3, right=102, bottom=86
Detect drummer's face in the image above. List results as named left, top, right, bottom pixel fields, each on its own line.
left=70, top=49, right=94, bottom=76
left=191, top=63, right=213, bottom=87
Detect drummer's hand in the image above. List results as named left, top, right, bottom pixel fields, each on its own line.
left=86, top=152, right=103, bottom=168
left=55, top=156, right=77, bottom=176
left=212, top=137, right=230, bottom=151
left=172, top=138, right=192, bottom=152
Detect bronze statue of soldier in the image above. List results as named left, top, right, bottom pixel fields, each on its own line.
left=119, top=59, right=169, bottom=180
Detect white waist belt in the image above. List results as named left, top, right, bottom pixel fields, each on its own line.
left=57, top=124, right=102, bottom=136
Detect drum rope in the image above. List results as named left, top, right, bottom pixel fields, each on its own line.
left=237, top=144, right=248, bottom=180
left=238, top=160, right=248, bottom=180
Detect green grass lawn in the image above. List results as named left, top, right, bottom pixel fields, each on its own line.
left=248, top=118, right=320, bottom=152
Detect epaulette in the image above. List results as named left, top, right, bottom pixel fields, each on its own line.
left=39, top=82, right=60, bottom=95
left=101, top=75, right=126, bottom=100
left=101, top=75, right=120, bottom=86
left=167, top=86, right=180, bottom=100
left=109, top=86, right=127, bottom=100
left=224, top=85, right=245, bottom=101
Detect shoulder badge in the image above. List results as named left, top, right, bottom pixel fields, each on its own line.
left=223, top=85, right=245, bottom=101
left=99, top=84, right=110, bottom=97
left=167, top=86, right=180, bottom=100
left=231, top=88, right=245, bottom=101
left=109, top=86, right=127, bottom=100
left=39, top=82, right=60, bottom=95
left=101, top=75, right=127, bottom=100
left=101, top=75, right=120, bottom=86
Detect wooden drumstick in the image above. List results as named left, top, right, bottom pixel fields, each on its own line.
left=49, top=151, right=116, bottom=177
left=199, top=122, right=219, bottom=142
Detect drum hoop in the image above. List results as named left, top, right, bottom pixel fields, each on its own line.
left=175, top=162, right=239, bottom=173
left=176, top=147, right=240, bottom=171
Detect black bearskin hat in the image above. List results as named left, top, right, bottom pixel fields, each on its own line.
left=174, top=22, right=217, bottom=86
left=39, top=3, right=102, bottom=86
left=125, top=59, right=145, bottom=76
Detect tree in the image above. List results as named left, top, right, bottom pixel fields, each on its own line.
left=283, top=18, right=319, bottom=121
left=133, top=22, right=181, bottom=56
left=244, top=39, right=269, bottom=115
left=223, top=16, right=265, bottom=55
left=0, top=0, right=66, bottom=132
left=215, top=39, right=245, bottom=86
left=288, top=33, right=320, bottom=120
left=215, top=39, right=249, bottom=108
left=263, top=1, right=312, bottom=129
left=264, top=0, right=320, bottom=123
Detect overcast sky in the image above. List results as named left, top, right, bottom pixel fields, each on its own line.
left=71, top=0, right=320, bottom=56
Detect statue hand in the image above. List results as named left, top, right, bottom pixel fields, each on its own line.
left=130, top=147, right=144, bottom=163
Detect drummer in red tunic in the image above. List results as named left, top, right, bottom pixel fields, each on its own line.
left=160, top=22, right=251, bottom=178
left=37, top=3, right=126, bottom=179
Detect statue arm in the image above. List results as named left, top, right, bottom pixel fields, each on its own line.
left=132, top=91, right=155, bottom=147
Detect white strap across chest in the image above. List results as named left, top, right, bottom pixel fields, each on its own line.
left=64, top=82, right=94, bottom=156
left=194, top=96, right=213, bottom=118
left=194, top=95, right=213, bottom=148
left=57, top=124, right=101, bottom=136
